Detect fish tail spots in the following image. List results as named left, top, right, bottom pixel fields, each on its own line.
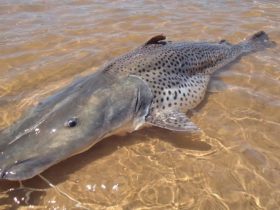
left=241, top=31, right=276, bottom=53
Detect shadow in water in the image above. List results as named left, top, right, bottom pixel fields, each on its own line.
left=0, top=54, right=243, bottom=207
left=0, top=64, right=239, bottom=207
left=39, top=127, right=212, bottom=185
left=0, top=126, right=211, bottom=207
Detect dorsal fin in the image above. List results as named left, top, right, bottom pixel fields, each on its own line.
left=219, top=39, right=232, bottom=46
left=145, top=35, right=166, bottom=45
left=219, top=39, right=226, bottom=44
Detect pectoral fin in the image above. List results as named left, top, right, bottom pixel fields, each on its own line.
left=145, top=109, right=200, bottom=132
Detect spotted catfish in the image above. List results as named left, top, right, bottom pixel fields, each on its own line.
left=105, top=31, right=275, bottom=131
left=0, top=31, right=275, bottom=180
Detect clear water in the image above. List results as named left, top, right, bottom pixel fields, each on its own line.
left=0, top=0, right=279, bottom=209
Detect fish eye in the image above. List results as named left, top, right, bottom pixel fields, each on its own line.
left=65, top=117, right=78, bottom=128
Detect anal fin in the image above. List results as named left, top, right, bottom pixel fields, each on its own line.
left=145, top=109, right=200, bottom=133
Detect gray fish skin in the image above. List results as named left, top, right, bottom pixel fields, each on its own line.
left=105, top=31, right=275, bottom=130
left=0, top=31, right=274, bottom=180
left=0, top=73, right=153, bottom=180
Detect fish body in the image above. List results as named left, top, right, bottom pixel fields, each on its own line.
left=104, top=31, right=274, bottom=130
left=0, top=31, right=275, bottom=180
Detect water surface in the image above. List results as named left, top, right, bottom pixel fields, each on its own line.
left=0, top=0, right=280, bottom=209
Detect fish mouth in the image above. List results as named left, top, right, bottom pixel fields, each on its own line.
left=0, top=75, right=154, bottom=181
left=0, top=156, right=54, bottom=181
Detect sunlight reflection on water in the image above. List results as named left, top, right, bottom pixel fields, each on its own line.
left=0, top=0, right=279, bottom=209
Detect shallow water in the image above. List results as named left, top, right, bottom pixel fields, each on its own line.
left=0, top=0, right=280, bottom=209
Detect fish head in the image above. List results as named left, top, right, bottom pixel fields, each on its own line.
left=0, top=74, right=153, bottom=180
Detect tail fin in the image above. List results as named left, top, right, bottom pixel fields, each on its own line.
left=241, top=31, right=276, bottom=53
